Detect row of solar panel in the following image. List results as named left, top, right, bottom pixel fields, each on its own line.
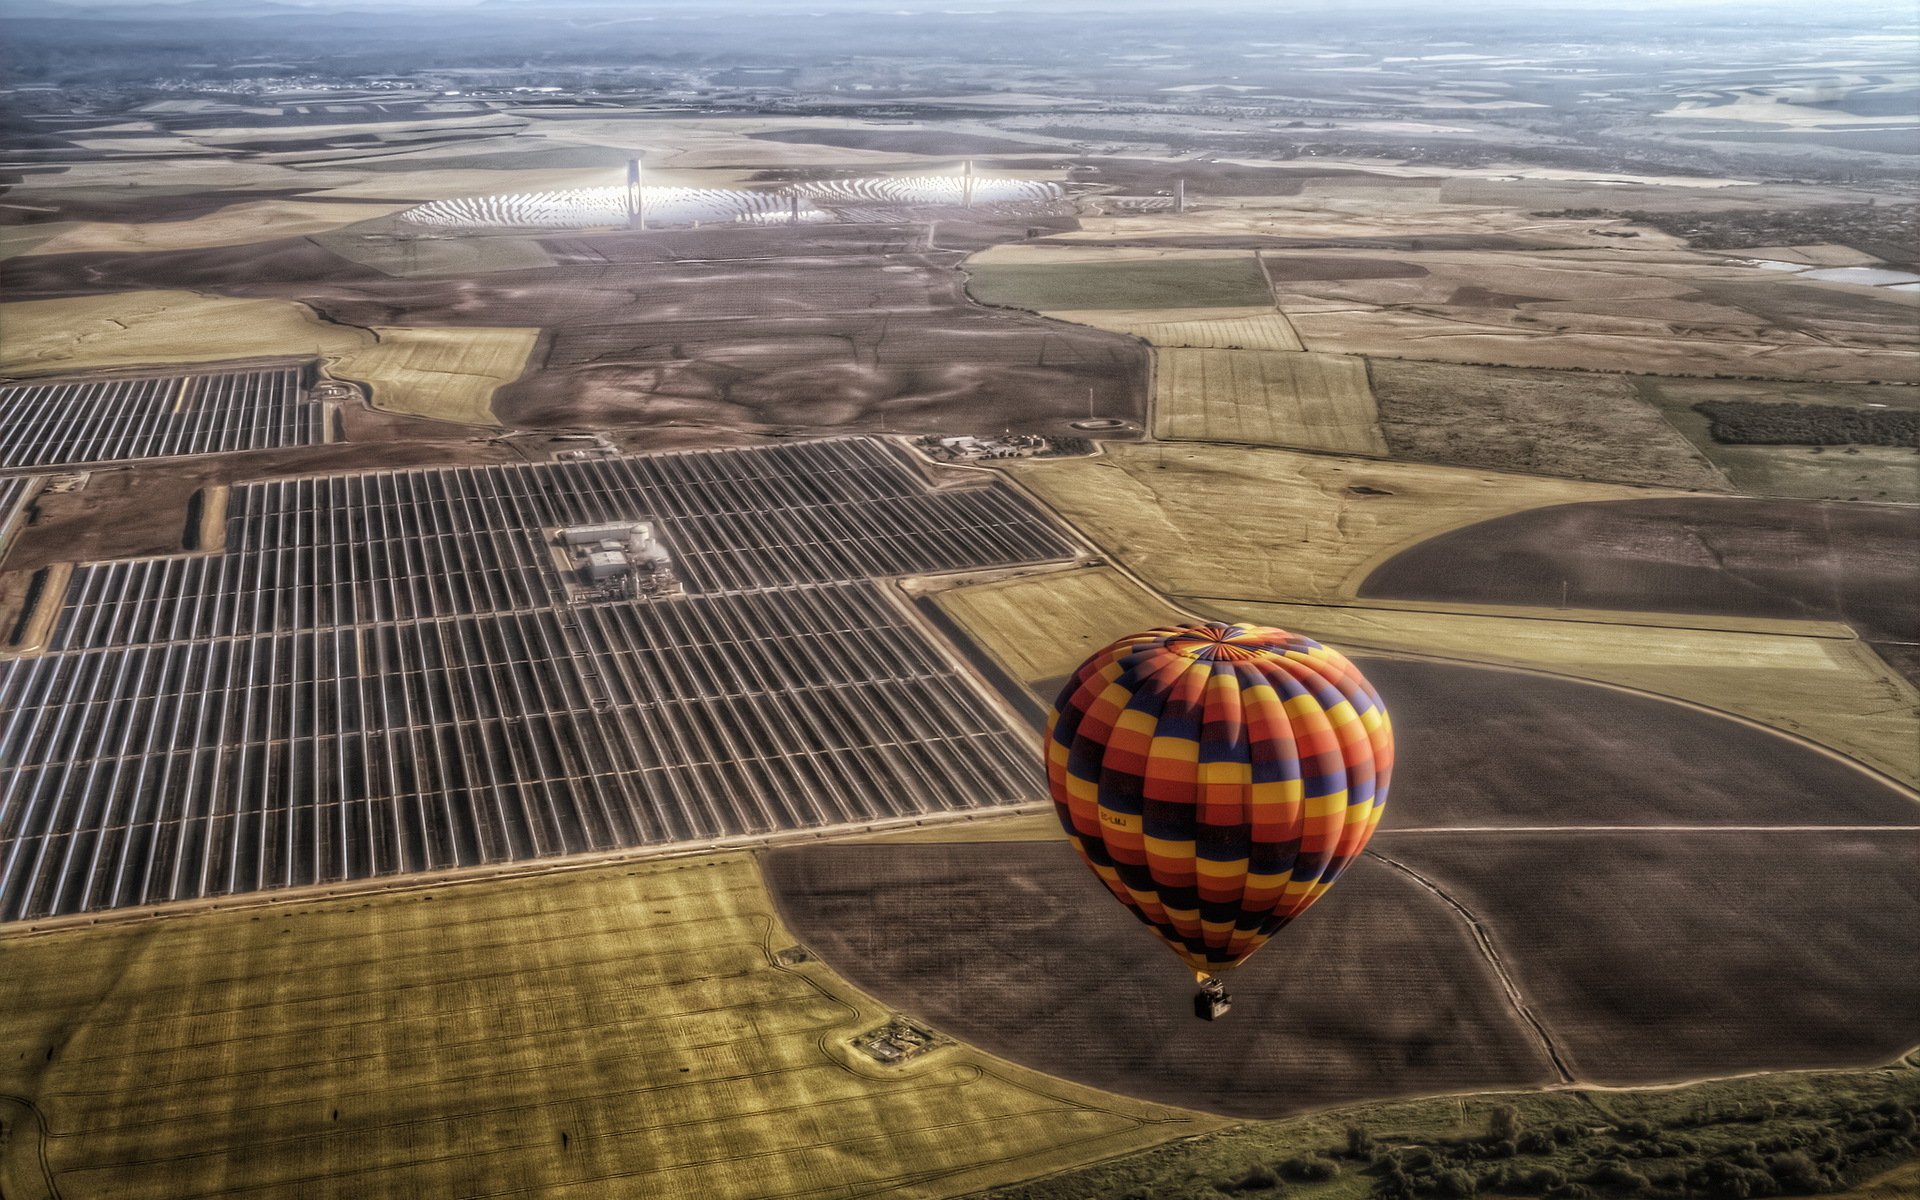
left=0, top=368, right=322, bottom=471
left=51, top=438, right=1074, bottom=649
left=0, top=581, right=1040, bottom=921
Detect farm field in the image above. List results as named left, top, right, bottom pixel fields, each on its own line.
left=1046, top=308, right=1304, bottom=352
left=1154, top=349, right=1386, bottom=454
left=1381, top=831, right=1920, bottom=1082
left=329, top=326, right=539, bottom=426
left=1369, top=360, right=1727, bottom=490
left=931, top=566, right=1185, bottom=688
left=765, top=818, right=1920, bottom=1109
left=0, top=290, right=373, bottom=376
left=27, top=199, right=412, bottom=255
left=1217, top=601, right=1920, bottom=786
left=765, top=841, right=1562, bottom=1118
left=1634, top=376, right=1920, bottom=503
left=1005, top=442, right=1654, bottom=604
left=0, top=852, right=1214, bottom=1200
left=1359, top=496, right=1920, bottom=652
left=965, top=252, right=1274, bottom=312
left=1274, top=247, right=1920, bottom=382
left=1343, top=655, right=1920, bottom=827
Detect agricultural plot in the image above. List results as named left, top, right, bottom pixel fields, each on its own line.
left=27, top=199, right=410, bottom=255
left=1153, top=349, right=1386, bottom=454
left=933, top=566, right=1185, bottom=688
left=1343, top=656, right=1920, bottom=828
left=767, top=735, right=1920, bottom=1113
left=0, top=365, right=325, bottom=472
left=1266, top=248, right=1920, bottom=382
left=1006, top=442, right=1651, bottom=605
left=1380, top=831, right=1920, bottom=1083
left=1045, top=309, right=1305, bottom=352
left=966, top=254, right=1274, bottom=312
left=1220, top=601, right=1920, bottom=787
left=0, top=438, right=1077, bottom=921
left=329, top=327, right=539, bottom=427
left=1359, top=496, right=1920, bottom=650
left=766, top=842, right=1562, bottom=1118
left=0, top=291, right=373, bottom=377
left=1634, top=376, right=1920, bottom=503
left=0, top=853, right=1213, bottom=1199
left=1370, top=360, right=1728, bottom=490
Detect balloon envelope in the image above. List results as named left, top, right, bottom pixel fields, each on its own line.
left=1046, top=622, right=1393, bottom=974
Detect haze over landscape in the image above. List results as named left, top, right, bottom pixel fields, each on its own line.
left=0, top=1, right=1915, bottom=1198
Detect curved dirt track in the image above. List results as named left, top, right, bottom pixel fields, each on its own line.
left=765, top=658, right=1920, bottom=1117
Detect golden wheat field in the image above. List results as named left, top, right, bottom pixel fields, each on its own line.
left=0, top=853, right=1214, bottom=1200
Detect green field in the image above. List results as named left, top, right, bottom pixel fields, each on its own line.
left=1635, top=377, right=1920, bottom=503
left=0, top=853, right=1214, bottom=1200
left=981, top=1063, right=1920, bottom=1200
left=966, top=256, right=1273, bottom=312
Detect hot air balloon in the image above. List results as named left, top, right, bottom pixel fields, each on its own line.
left=1045, top=622, right=1393, bottom=1020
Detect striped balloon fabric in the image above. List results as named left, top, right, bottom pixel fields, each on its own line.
left=1046, top=622, right=1393, bottom=975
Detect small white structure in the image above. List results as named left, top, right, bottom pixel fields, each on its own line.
left=559, top=522, right=652, bottom=548
left=585, top=550, right=632, bottom=581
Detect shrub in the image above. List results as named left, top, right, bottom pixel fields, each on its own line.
left=1222, top=1162, right=1280, bottom=1192
left=1692, top=401, right=1920, bottom=448
left=1765, top=1150, right=1832, bottom=1194
left=1517, top=1167, right=1569, bottom=1192
left=1488, top=1107, right=1521, bottom=1143
left=1349, top=1126, right=1378, bottom=1160
left=1374, top=1162, right=1416, bottom=1200
left=1688, top=1159, right=1784, bottom=1199
left=1586, top=1160, right=1651, bottom=1193
left=1278, top=1156, right=1339, bottom=1183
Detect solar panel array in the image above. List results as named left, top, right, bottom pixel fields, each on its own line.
left=0, top=438, right=1072, bottom=920
left=0, top=367, right=324, bottom=472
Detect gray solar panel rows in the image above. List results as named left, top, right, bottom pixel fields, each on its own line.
left=52, top=439, right=1074, bottom=649
left=0, top=438, right=1072, bottom=920
left=0, top=367, right=323, bottom=471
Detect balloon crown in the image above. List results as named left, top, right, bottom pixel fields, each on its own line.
left=1160, top=622, right=1307, bottom=663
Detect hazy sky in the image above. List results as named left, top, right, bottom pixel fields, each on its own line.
left=12, top=0, right=1909, bottom=9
